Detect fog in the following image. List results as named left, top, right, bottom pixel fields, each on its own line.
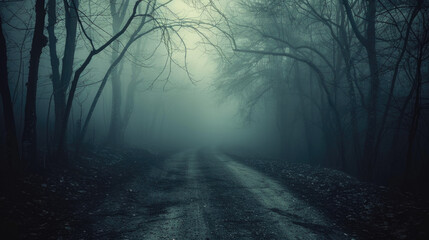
left=1, top=0, right=284, bottom=157
left=1, top=1, right=428, bottom=183
left=1, top=1, right=429, bottom=238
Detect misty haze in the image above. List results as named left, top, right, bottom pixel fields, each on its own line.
left=1, top=0, right=428, bottom=239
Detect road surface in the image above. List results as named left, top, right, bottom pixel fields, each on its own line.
left=86, top=149, right=349, bottom=239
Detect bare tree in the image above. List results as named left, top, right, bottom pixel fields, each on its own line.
left=21, top=0, right=48, bottom=169
left=341, top=0, right=380, bottom=180
left=56, top=0, right=144, bottom=159
left=76, top=0, right=233, bottom=153
left=106, top=0, right=131, bottom=147
left=47, top=0, right=80, bottom=155
left=216, top=0, right=429, bottom=185
left=0, top=13, right=20, bottom=179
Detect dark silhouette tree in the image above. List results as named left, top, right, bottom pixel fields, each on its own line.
left=0, top=13, right=20, bottom=180
left=56, top=0, right=144, bottom=160
left=21, top=0, right=48, bottom=169
left=47, top=0, right=80, bottom=156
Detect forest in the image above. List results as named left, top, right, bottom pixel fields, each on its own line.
left=1, top=0, right=429, bottom=239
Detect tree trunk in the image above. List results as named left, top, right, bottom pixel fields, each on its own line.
left=337, top=2, right=361, bottom=168
left=119, top=39, right=143, bottom=143
left=0, top=15, right=20, bottom=179
left=61, top=0, right=79, bottom=90
left=296, top=64, right=314, bottom=164
left=22, top=0, right=47, bottom=169
left=346, top=63, right=360, bottom=161
left=47, top=0, right=79, bottom=155
left=361, top=41, right=379, bottom=181
left=47, top=0, right=61, bottom=156
left=54, top=0, right=79, bottom=146
left=106, top=40, right=123, bottom=147
left=105, top=0, right=133, bottom=147
left=389, top=70, right=416, bottom=172
left=342, top=0, right=379, bottom=180
left=120, top=78, right=140, bottom=142
left=405, top=49, right=423, bottom=183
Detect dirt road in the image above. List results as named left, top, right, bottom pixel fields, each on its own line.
left=85, top=149, right=349, bottom=239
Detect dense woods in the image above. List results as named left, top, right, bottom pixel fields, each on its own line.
left=1, top=1, right=429, bottom=238
left=216, top=0, right=429, bottom=192
left=0, top=0, right=226, bottom=169
left=1, top=0, right=429, bottom=193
